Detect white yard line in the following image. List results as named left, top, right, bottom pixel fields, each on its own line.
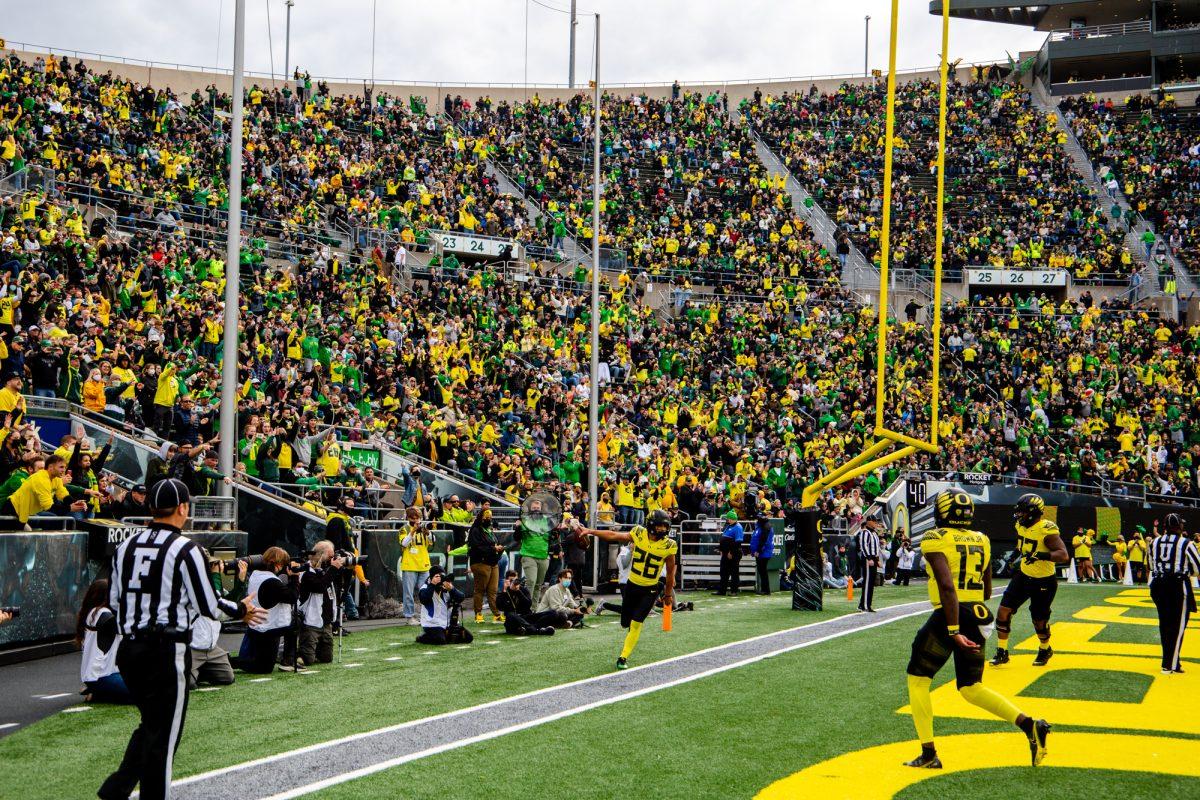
left=175, top=600, right=927, bottom=793
left=263, top=606, right=927, bottom=800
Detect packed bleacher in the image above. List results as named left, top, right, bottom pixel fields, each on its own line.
left=0, top=47, right=1197, bottom=547
left=1059, top=92, right=1200, bottom=279
left=455, top=90, right=842, bottom=294
left=0, top=51, right=539, bottom=259
left=744, top=77, right=1140, bottom=284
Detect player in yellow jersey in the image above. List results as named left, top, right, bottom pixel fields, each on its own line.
left=905, top=490, right=1050, bottom=769
left=572, top=509, right=677, bottom=670
left=991, top=493, right=1069, bottom=667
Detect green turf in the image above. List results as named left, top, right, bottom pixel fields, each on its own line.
left=307, top=586, right=1177, bottom=800
left=0, top=585, right=929, bottom=800
left=1018, top=669, right=1153, bottom=704
left=894, top=768, right=1200, bottom=800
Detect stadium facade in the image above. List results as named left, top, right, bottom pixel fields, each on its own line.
left=935, top=0, right=1200, bottom=95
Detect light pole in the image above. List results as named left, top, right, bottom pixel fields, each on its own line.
left=864, top=15, right=870, bottom=78
left=219, top=0, right=246, bottom=492
left=587, top=13, right=601, bottom=528
left=283, top=0, right=294, bottom=85
left=568, top=0, right=578, bottom=88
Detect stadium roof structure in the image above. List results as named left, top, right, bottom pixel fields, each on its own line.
left=929, top=0, right=1150, bottom=30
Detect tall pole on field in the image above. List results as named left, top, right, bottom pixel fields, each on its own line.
left=568, top=0, right=578, bottom=88
left=587, top=13, right=601, bottom=528
left=864, top=15, right=870, bottom=78
left=283, top=0, right=294, bottom=85
left=219, top=0, right=246, bottom=493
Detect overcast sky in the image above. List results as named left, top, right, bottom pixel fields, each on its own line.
left=5, top=1, right=1048, bottom=86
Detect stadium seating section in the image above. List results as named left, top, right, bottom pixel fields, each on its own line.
left=0, top=51, right=1197, bottom=532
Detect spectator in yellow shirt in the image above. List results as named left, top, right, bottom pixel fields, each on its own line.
left=2, top=455, right=89, bottom=529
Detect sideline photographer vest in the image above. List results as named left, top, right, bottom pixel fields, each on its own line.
left=247, top=570, right=293, bottom=632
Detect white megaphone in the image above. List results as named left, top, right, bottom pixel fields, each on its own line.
left=1066, top=558, right=1078, bottom=584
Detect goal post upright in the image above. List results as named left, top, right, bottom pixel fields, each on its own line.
left=801, top=0, right=952, bottom=509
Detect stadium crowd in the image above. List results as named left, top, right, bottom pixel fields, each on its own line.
left=745, top=78, right=1140, bottom=284
left=455, top=89, right=842, bottom=293
left=1060, top=91, right=1200, bottom=279
left=0, top=50, right=1196, bottom=541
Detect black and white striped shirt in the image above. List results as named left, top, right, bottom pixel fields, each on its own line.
left=1148, top=533, right=1200, bottom=578
left=109, top=524, right=242, bottom=636
left=856, top=526, right=881, bottom=560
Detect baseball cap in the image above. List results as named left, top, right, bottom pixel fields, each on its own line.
left=149, top=478, right=190, bottom=512
left=131, top=484, right=147, bottom=494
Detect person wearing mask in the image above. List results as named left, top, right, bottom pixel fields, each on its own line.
left=76, top=579, right=131, bottom=704
left=189, top=550, right=242, bottom=689
left=856, top=513, right=884, bottom=613
left=749, top=516, right=775, bottom=595
left=894, top=541, right=916, bottom=586
left=514, top=513, right=552, bottom=605
left=415, top=565, right=468, bottom=645
left=715, top=511, right=744, bottom=596
left=467, top=507, right=504, bottom=624
left=238, top=547, right=299, bottom=674
left=325, top=496, right=369, bottom=622
left=1072, top=528, right=1099, bottom=583
left=398, top=506, right=432, bottom=625
left=495, top=571, right=561, bottom=635
left=1128, top=527, right=1148, bottom=584
left=296, top=540, right=344, bottom=668
left=536, top=569, right=587, bottom=628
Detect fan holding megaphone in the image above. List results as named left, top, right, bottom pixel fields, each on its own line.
left=513, top=491, right=564, bottom=605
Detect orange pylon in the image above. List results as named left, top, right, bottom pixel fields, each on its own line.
left=847, top=577, right=855, bottom=602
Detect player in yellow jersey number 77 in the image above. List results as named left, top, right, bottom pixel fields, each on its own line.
left=570, top=509, right=677, bottom=671
left=904, top=489, right=1051, bottom=770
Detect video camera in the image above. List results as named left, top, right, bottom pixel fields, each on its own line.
left=0, top=606, right=19, bottom=618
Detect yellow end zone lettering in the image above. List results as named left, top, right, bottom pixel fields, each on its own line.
left=756, top=733, right=1200, bottom=800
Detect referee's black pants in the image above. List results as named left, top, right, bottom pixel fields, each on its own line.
left=1151, top=576, right=1192, bottom=672
left=858, top=562, right=876, bottom=611
left=99, top=638, right=191, bottom=800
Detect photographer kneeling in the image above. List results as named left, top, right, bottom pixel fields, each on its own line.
left=238, top=547, right=300, bottom=674
left=535, top=569, right=588, bottom=628
left=496, top=571, right=562, bottom=636
left=415, top=565, right=471, bottom=645
left=296, top=541, right=344, bottom=667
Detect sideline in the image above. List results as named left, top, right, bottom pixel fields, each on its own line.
left=171, top=601, right=928, bottom=799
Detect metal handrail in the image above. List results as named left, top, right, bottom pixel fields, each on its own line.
left=1048, top=20, right=1152, bottom=42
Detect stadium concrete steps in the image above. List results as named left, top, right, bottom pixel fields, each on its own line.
left=742, top=118, right=882, bottom=298
left=438, top=117, right=586, bottom=262
left=1030, top=81, right=1190, bottom=304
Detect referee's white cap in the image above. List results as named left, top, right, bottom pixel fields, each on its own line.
left=149, top=478, right=191, bottom=511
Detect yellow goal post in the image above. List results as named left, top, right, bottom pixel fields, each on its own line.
left=801, top=0, right=951, bottom=508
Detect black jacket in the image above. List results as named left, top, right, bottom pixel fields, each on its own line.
left=467, top=519, right=501, bottom=566
left=496, top=585, right=533, bottom=615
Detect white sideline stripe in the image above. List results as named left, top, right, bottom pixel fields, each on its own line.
left=263, top=606, right=928, bottom=800
left=61, top=706, right=92, bottom=714
left=175, top=600, right=927, bottom=790
left=0, top=723, right=18, bottom=730
left=35, top=693, right=73, bottom=700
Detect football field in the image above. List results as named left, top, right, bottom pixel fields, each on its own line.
left=1, top=583, right=1196, bottom=799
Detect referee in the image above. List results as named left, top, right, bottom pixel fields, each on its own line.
left=99, top=479, right=265, bottom=800
left=857, top=512, right=882, bottom=612
left=1148, top=513, right=1200, bottom=675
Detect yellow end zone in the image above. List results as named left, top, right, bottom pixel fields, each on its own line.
left=756, top=732, right=1200, bottom=800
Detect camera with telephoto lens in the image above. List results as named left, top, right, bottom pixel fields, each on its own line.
left=334, top=549, right=367, bottom=568
left=0, top=606, right=20, bottom=618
